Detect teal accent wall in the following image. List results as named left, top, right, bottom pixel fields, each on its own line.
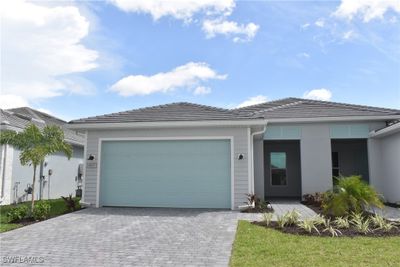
left=264, top=126, right=301, bottom=140
left=330, top=124, right=369, bottom=139
left=100, top=140, right=231, bottom=209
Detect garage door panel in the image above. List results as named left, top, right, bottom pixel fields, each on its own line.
left=100, top=140, right=231, bottom=208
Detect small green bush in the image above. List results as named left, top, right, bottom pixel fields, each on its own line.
left=33, top=201, right=51, bottom=221
left=285, top=210, right=301, bottom=225
left=323, top=225, right=342, bottom=237
left=370, top=214, right=386, bottom=228
left=297, top=219, right=320, bottom=234
left=7, top=205, right=29, bottom=222
left=333, top=217, right=350, bottom=229
left=262, top=213, right=274, bottom=226
left=350, top=213, right=371, bottom=235
left=378, top=221, right=398, bottom=232
left=276, top=215, right=288, bottom=228
left=312, top=214, right=327, bottom=227
left=322, top=175, right=383, bottom=216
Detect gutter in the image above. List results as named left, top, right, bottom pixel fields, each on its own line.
left=250, top=124, right=267, bottom=194
left=1, top=144, right=7, bottom=200
left=265, top=115, right=400, bottom=123
left=67, top=114, right=400, bottom=130
left=369, top=122, right=400, bottom=138
left=67, top=119, right=269, bottom=130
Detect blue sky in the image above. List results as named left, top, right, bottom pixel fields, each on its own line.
left=1, top=0, right=399, bottom=121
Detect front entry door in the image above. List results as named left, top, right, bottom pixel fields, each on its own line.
left=264, top=140, right=301, bottom=198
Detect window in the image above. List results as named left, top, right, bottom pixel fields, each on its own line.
left=270, top=152, right=287, bottom=186
left=332, top=151, right=340, bottom=177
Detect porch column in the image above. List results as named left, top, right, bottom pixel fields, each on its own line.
left=300, top=124, right=332, bottom=195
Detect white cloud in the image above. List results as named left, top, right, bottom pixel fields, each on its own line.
left=108, top=0, right=235, bottom=21
left=0, top=0, right=98, bottom=105
left=303, top=88, right=332, bottom=101
left=237, top=95, right=268, bottom=108
left=36, top=108, right=52, bottom=115
left=297, top=52, right=310, bottom=58
left=315, top=18, right=325, bottom=27
left=342, top=30, right=356, bottom=40
left=301, top=23, right=311, bottom=29
left=202, top=19, right=259, bottom=42
left=0, top=95, right=29, bottom=109
left=193, top=86, right=212, bottom=95
left=110, top=62, right=226, bottom=96
left=108, top=0, right=259, bottom=42
left=333, top=0, right=400, bottom=22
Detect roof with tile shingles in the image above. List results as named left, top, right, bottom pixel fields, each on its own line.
left=2, top=107, right=84, bottom=145
left=69, top=98, right=400, bottom=125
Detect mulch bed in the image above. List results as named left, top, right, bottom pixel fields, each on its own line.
left=9, top=217, right=36, bottom=227
left=252, top=221, right=400, bottom=237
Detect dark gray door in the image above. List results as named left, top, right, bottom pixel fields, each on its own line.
left=264, top=140, right=301, bottom=198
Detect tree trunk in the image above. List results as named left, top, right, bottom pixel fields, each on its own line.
left=31, top=164, right=37, bottom=212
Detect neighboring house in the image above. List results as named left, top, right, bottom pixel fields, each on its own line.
left=0, top=107, right=85, bottom=205
left=67, top=98, right=400, bottom=210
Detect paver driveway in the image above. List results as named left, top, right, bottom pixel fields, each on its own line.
left=0, top=208, right=260, bottom=267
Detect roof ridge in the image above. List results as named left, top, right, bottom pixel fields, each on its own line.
left=232, top=97, right=297, bottom=111
left=253, top=100, right=304, bottom=114
left=73, top=102, right=234, bottom=122
left=7, top=107, right=67, bottom=124
left=296, top=98, right=400, bottom=113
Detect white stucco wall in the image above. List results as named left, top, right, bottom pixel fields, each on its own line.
left=0, top=145, right=14, bottom=205
left=42, top=146, right=84, bottom=199
left=0, top=145, right=84, bottom=205
left=369, top=131, right=400, bottom=203
left=300, top=124, right=333, bottom=195
left=253, top=137, right=264, bottom=199
left=367, top=138, right=383, bottom=194
left=380, top=132, right=400, bottom=203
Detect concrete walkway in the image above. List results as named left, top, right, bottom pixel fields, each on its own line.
left=368, top=205, right=400, bottom=221
left=268, top=200, right=317, bottom=220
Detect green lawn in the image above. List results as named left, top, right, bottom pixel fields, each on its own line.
left=230, top=221, right=400, bottom=267
left=0, top=198, right=80, bottom=233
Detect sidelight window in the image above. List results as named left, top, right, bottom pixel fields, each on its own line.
left=270, top=152, right=287, bottom=186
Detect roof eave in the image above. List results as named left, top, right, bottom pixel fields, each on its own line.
left=265, top=115, right=400, bottom=123
left=369, top=122, right=400, bottom=138
left=67, top=119, right=269, bottom=130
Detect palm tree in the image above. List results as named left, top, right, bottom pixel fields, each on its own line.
left=0, top=124, right=72, bottom=211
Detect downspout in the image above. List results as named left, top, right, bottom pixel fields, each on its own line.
left=1, top=144, right=7, bottom=201
left=250, top=124, right=267, bottom=194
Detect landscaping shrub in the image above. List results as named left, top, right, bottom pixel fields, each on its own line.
left=32, top=201, right=51, bottom=221
left=61, top=195, right=79, bottom=212
left=262, top=213, right=273, bottom=226
left=322, top=175, right=383, bottom=216
left=297, top=219, right=319, bottom=234
left=350, top=213, right=371, bottom=235
left=285, top=210, right=300, bottom=225
left=242, top=193, right=273, bottom=213
left=276, top=215, right=289, bottom=228
left=302, top=192, right=324, bottom=207
left=7, top=205, right=29, bottom=222
left=333, top=217, right=350, bottom=229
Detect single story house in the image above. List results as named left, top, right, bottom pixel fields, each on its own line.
left=68, top=98, right=400, bottom=210
left=0, top=107, right=85, bottom=205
